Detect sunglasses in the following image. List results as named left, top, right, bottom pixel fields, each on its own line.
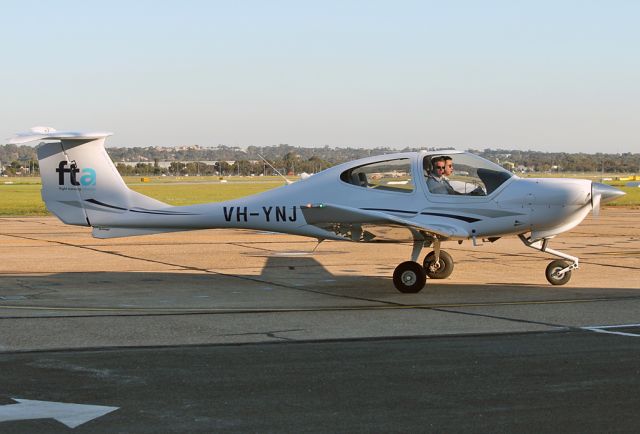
left=435, top=166, right=445, bottom=170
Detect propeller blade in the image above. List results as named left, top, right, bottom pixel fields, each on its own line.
left=592, top=193, right=601, bottom=217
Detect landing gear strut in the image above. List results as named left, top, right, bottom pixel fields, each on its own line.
left=421, top=237, right=454, bottom=279
left=391, top=236, right=455, bottom=293
left=518, top=234, right=579, bottom=285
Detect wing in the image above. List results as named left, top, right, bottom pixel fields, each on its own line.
left=300, top=203, right=469, bottom=242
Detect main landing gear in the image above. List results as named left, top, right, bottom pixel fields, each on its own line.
left=392, top=238, right=454, bottom=293
left=423, top=250, right=454, bottom=279
left=393, top=261, right=427, bottom=293
left=518, top=234, right=579, bottom=286
left=391, top=234, right=579, bottom=292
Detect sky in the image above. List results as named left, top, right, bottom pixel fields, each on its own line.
left=1, top=0, right=639, bottom=153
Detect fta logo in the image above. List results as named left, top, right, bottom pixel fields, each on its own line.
left=56, top=161, right=96, bottom=186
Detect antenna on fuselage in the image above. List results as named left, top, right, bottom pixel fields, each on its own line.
left=312, top=238, right=324, bottom=252
left=258, top=153, right=292, bottom=185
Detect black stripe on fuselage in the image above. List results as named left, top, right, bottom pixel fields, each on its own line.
left=361, top=208, right=417, bottom=215
left=85, top=199, right=127, bottom=211
left=85, top=199, right=198, bottom=215
left=129, top=209, right=199, bottom=215
left=420, top=212, right=481, bottom=223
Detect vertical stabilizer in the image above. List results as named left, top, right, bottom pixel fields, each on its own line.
left=10, top=128, right=169, bottom=227
left=37, top=137, right=131, bottom=226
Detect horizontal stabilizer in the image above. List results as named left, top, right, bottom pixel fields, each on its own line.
left=7, top=126, right=112, bottom=144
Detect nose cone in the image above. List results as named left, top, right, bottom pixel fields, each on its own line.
left=592, top=182, right=626, bottom=204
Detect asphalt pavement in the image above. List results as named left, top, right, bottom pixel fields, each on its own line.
left=0, top=209, right=638, bottom=432
left=1, top=331, right=639, bottom=433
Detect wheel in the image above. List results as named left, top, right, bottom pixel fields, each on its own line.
left=423, top=250, right=454, bottom=279
left=393, top=261, right=426, bottom=293
left=545, top=260, right=572, bottom=285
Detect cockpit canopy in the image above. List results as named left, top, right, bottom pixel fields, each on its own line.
left=339, top=152, right=514, bottom=196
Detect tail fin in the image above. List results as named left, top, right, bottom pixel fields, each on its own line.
left=9, top=127, right=168, bottom=227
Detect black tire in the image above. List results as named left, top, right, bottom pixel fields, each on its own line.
left=393, top=261, right=427, bottom=293
left=423, top=250, right=454, bottom=279
left=545, top=260, right=572, bottom=285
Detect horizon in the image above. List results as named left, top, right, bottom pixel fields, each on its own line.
left=4, top=141, right=638, bottom=157
left=2, top=1, right=639, bottom=153
left=101, top=143, right=640, bottom=156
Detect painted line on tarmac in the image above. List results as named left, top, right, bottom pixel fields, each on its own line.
left=582, top=323, right=640, bottom=337
left=1, top=295, right=639, bottom=317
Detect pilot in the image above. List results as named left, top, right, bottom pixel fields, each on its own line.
left=426, top=157, right=456, bottom=195
left=443, top=155, right=485, bottom=196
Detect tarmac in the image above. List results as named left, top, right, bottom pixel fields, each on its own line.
left=0, top=208, right=639, bottom=432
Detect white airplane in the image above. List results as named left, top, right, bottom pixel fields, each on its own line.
left=9, top=127, right=625, bottom=293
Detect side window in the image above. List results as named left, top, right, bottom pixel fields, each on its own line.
left=340, top=158, right=414, bottom=193
left=423, top=154, right=513, bottom=196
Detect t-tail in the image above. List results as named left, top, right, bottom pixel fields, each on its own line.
left=8, top=127, right=178, bottom=238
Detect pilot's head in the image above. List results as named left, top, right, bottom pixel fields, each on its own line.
left=431, top=157, right=446, bottom=178
left=442, top=156, right=453, bottom=177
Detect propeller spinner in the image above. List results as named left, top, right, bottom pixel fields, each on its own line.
left=591, top=182, right=625, bottom=216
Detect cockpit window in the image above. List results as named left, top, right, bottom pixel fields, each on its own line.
left=424, top=153, right=513, bottom=195
left=340, top=158, right=414, bottom=193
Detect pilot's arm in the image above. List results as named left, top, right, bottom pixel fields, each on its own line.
left=442, top=179, right=458, bottom=195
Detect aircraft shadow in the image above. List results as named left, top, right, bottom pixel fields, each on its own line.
left=0, top=255, right=636, bottom=311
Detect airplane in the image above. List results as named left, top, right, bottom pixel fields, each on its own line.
left=8, top=126, right=625, bottom=293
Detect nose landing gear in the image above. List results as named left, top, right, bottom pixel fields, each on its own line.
left=545, top=260, right=573, bottom=285
left=518, top=234, right=579, bottom=285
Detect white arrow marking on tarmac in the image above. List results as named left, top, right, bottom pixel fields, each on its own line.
left=0, top=398, right=118, bottom=428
